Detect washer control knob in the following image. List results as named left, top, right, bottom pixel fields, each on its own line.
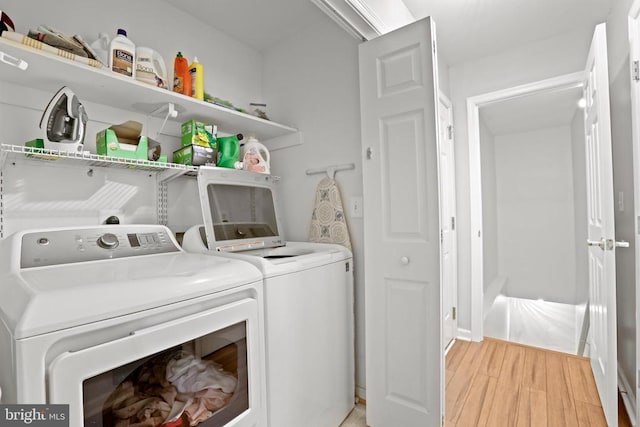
left=97, top=233, right=119, bottom=249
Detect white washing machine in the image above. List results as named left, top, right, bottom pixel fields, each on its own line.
left=182, top=167, right=355, bottom=427
left=0, top=224, right=267, bottom=427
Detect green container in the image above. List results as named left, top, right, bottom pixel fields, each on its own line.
left=217, top=134, right=241, bottom=168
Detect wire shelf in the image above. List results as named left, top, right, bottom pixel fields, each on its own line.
left=0, top=144, right=197, bottom=181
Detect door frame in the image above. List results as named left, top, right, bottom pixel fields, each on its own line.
left=627, top=0, right=640, bottom=422
left=466, top=71, right=585, bottom=342
left=439, top=91, right=459, bottom=350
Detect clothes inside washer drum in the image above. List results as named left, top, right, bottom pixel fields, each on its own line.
left=309, top=176, right=352, bottom=250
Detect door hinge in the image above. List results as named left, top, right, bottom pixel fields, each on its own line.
left=634, top=60, right=640, bottom=81
left=447, top=125, right=453, bottom=140
left=440, top=229, right=443, bottom=243
left=346, top=261, right=350, bottom=272
left=433, top=41, right=436, bottom=54
left=451, top=216, right=455, bottom=231
left=442, top=415, right=445, bottom=426
left=452, top=307, right=457, bottom=320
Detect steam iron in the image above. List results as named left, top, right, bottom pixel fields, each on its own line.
left=39, top=86, right=88, bottom=153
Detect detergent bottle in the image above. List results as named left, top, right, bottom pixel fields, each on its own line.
left=217, top=133, right=243, bottom=169
left=241, top=136, right=270, bottom=174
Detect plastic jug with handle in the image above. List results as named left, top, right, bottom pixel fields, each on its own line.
left=135, top=47, right=168, bottom=89
left=241, top=137, right=270, bottom=174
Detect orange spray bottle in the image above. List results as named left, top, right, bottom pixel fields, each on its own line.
left=173, top=52, right=191, bottom=96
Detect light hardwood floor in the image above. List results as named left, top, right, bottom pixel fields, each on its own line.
left=446, top=337, right=614, bottom=426
left=341, top=338, right=631, bottom=426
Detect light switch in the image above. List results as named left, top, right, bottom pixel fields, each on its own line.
left=350, top=196, right=363, bottom=218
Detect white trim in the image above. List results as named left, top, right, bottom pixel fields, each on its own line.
left=355, top=386, right=366, bottom=401
left=466, top=72, right=585, bottom=342
left=310, top=0, right=379, bottom=41
left=456, top=328, right=472, bottom=341
left=346, top=0, right=387, bottom=35
left=628, top=2, right=640, bottom=424
left=619, top=361, right=637, bottom=426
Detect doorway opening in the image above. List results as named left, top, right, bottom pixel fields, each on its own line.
left=466, top=72, right=588, bottom=354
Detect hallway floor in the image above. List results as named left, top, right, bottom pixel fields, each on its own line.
left=341, top=338, right=632, bottom=426
left=446, top=338, right=607, bottom=426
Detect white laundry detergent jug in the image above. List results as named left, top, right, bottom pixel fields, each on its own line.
left=241, top=137, right=270, bottom=174
left=135, top=47, right=168, bottom=89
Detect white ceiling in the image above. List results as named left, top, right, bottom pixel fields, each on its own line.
left=402, top=0, right=612, bottom=64
left=479, top=86, right=583, bottom=136
left=163, top=0, right=612, bottom=65
left=162, top=0, right=324, bottom=51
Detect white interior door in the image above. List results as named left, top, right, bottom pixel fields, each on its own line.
left=359, top=17, right=442, bottom=427
left=628, top=1, right=640, bottom=421
left=583, top=22, right=618, bottom=426
left=438, top=92, right=457, bottom=352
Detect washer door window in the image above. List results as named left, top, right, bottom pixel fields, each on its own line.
left=48, top=299, right=262, bottom=426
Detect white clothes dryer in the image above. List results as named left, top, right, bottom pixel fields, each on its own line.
left=183, top=167, right=355, bottom=427
left=0, top=224, right=267, bottom=427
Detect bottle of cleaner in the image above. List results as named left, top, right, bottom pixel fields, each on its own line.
left=189, top=56, right=204, bottom=100
left=109, top=28, right=135, bottom=78
left=241, top=136, right=270, bottom=174
left=173, top=52, right=191, bottom=96
left=217, top=133, right=243, bottom=168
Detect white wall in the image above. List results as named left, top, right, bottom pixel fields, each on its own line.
left=479, top=117, right=499, bottom=291
left=494, top=126, right=578, bottom=303
left=449, top=29, right=592, bottom=330
left=262, top=11, right=365, bottom=397
left=606, top=0, right=637, bottom=403
left=570, top=110, right=589, bottom=303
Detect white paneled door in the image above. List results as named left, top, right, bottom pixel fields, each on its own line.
left=438, top=93, right=457, bottom=352
left=583, top=23, right=618, bottom=426
left=359, top=17, right=442, bottom=427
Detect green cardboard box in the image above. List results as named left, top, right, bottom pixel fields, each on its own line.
left=181, top=120, right=217, bottom=148
left=96, top=121, right=167, bottom=162
left=173, top=144, right=216, bottom=166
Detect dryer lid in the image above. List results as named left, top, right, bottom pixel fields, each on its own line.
left=197, top=167, right=285, bottom=252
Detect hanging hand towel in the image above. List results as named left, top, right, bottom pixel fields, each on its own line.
left=309, top=176, right=352, bottom=250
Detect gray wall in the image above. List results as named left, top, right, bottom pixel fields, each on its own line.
left=262, top=11, right=365, bottom=397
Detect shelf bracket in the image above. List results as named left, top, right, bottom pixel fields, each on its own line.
left=148, top=103, right=178, bottom=138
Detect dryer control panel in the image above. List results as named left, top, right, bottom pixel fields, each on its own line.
left=20, top=225, right=180, bottom=268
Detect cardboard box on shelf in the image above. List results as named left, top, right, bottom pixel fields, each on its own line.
left=96, top=120, right=167, bottom=162
left=181, top=120, right=217, bottom=148
left=173, top=144, right=216, bottom=166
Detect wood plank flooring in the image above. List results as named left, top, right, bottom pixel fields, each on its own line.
left=445, top=338, right=606, bottom=427
left=339, top=338, right=632, bottom=427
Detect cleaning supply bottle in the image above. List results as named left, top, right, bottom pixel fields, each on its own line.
left=217, top=133, right=243, bottom=168
left=189, top=56, right=204, bottom=101
left=109, top=28, right=135, bottom=78
left=173, top=52, right=191, bottom=96
left=241, top=136, right=270, bottom=174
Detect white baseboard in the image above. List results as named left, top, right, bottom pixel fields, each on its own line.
left=356, top=386, right=366, bottom=402
left=618, top=362, right=637, bottom=426
left=457, top=328, right=472, bottom=341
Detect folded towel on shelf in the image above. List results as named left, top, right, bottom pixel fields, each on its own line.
left=309, top=176, right=352, bottom=250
